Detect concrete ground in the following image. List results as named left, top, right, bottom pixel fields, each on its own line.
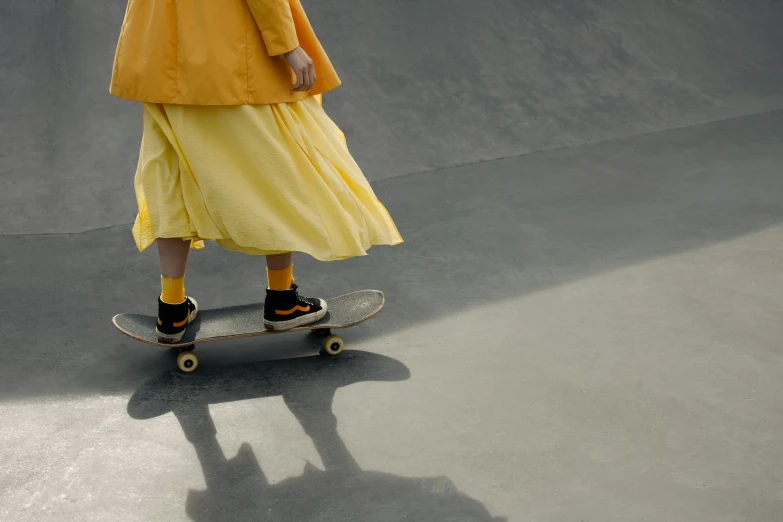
left=2, top=1, right=783, bottom=521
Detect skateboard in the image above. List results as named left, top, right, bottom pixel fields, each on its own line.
left=112, top=289, right=384, bottom=373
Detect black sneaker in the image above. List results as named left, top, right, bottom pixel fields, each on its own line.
left=264, top=283, right=327, bottom=331
left=156, top=296, right=199, bottom=343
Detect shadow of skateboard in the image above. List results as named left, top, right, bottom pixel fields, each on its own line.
left=126, top=352, right=506, bottom=521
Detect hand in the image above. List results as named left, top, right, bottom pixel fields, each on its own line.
left=283, top=46, right=316, bottom=92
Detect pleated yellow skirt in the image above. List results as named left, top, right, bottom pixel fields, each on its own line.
left=131, top=95, right=403, bottom=262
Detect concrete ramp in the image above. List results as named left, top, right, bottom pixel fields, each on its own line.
left=1, top=0, right=782, bottom=234
left=321, top=0, right=783, bottom=178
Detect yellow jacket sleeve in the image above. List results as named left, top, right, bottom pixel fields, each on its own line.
left=246, top=0, right=300, bottom=56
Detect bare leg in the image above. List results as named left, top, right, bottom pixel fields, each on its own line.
left=266, top=252, right=293, bottom=271
left=159, top=243, right=290, bottom=278
left=157, top=238, right=191, bottom=279
left=159, top=243, right=292, bottom=289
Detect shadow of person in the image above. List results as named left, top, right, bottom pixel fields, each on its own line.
left=128, top=350, right=506, bottom=521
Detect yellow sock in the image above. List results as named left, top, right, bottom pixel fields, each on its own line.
left=267, top=265, right=294, bottom=290
left=161, top=276, right=186, bottom=304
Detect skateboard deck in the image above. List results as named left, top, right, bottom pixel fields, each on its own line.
left=112, top=289, right=384, bottom=372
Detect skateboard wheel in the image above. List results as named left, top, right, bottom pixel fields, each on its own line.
left=176, top=351, right=199, bottom=373
left=320, top=335, right=344, bottom=356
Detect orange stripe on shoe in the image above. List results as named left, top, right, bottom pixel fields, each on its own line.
left=276, top=305, right=310, bottom=316
left=173, top=312, right=190, bottom=328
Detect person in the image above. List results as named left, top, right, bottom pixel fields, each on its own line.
left=109, top=0, right=403, bottom=342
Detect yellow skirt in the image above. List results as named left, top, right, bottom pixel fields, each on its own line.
left=131, top=95, right=403, bottom=262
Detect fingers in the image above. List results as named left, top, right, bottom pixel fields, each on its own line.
left=287, top=47, right=317, bottom=93
left=304, top=67, right=314, bottom=92
left=308, top=62, right=317, bottom=90
left=292, top=63, right=316, bottom=92
left=292, top=68, right=304, bottom=92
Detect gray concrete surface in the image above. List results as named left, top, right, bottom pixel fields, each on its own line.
left=2, top=1, right=783, bottom=521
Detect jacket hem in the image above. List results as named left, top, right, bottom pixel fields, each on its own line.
left=108, top=77, right=341, bottom=106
